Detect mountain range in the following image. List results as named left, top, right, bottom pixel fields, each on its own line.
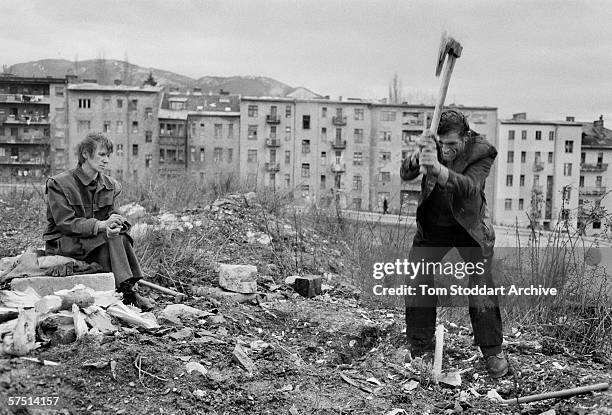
left=6, top=59, right=307, bottom=97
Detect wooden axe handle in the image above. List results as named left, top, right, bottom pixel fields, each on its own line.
left=499, top=382, right=609, bottom=404
left=420, top=55, right=458, bottom=175
left=139, top=280, right=185, bottom=299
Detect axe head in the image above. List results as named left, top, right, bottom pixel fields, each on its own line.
left=436, top=33, right=463, bottom=76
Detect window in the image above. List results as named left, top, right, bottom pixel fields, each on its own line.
left=10, top=128, right=17, bottom=136
left=381, top=111, right=396, bottom=121
left=505, top=199, right=512, bottom=210
left=380, top=131, right=391, bottom=141
left=214, top=147, right=223, bottom=162
left=55, top=87, right=64, bottom=97
left=247, top=125, right=258, bottom=140
left=248, top=105, right=258, bottom=117
left=214, top=124, right=222, bottom=139
left=353, top=152, right=363, bottom=165
left=593, top=221, right=602, bottom=229
left=247, top=149, right=258, bottom=163
left=520, top=175, right=525, bottom=186
left=200, top=148, right=205, bottom=162
left=285, top=105, right=291, bottom=118
left=321, top=107, right=327, bottom=118
left=302, top=140, right=310, bottom=153
left=579, top=176, right=584, bottom=187
left=159, top=149, right=165, bottom=162
left=506, top=175, right=513, bottom=186
left=129, top=99, right=138, bottom=111
left=518, top=199, right=524, bottom=210
left=270, top=126, right=277, bottom=139
left=521, top=151, right=526, bottom=163
left=132, top=144, right=139, bottom=157
left=145, top=107, right=153, bottom=119
left=597, top=152, right=604, bottom=165
left=549, top=131, right=555, bottom=140
left=507, top=151, right=514, bottom=163
left=548, top=152, right=553, bottom=163
left=285, top=126, right=291, bottom=141
left=535, top=151, right=541, bottom=162
left=596, top=176, right=602, bottom=187
left=117, top=99, right=123, bottom=108
left=564, top=163, right=572, bottom=176
left=301, top=163, right=310, bottom=178
left=354, top=109, right=364, bottom=120
left=117, top=144, right=124, bottom=157
left=227, top=148, right=233, bottom=162
left=228, top=124, right=234, bottom=139
left=77, top=120, right=91, bottom=132
left=354, top=129, right=364, bottom=143
left=167, top=149, right=177, bottom=162
left=190, top=146, right=195, bottom=162
left=521, top=130, right=527, bottom=140
left=301, top=184, right=310, bottom=197
left=508, top=130, right=515, bottom=140
left=536, top=130, right=542, bottom=140
left=103, top=121, right=111, bottom=133
left=285, top=174, right=290, bottom=188
left=302, top=115, right=311, bottom=129
left=320, top=175, right=326, bottom=190
left=353, top=175, right=362, bottom=190
left=352, top=198, right=362, bottom=209
left=145, top=131, right=152, bottom=143
left=381, top=152, right=391, bottom=162
left=116, top=121, right=124, bottom=133
left=285, top=150, right=290, bottom=164
left=78, top=99, right=91, bottom=109
left=565, top=140, right=573, bottom=153
left=321, top=127, right=327, bottom=140
left=335, top=128, right=342, bottom=141
left=380, top=172, right=391, bottom=182
left=145, top=154, right=152, bottom=168
left=320, top=151, right=326, bottom=165
left=132, top=121, right=138, bottom=134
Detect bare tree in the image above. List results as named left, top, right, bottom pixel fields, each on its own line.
left=388, top=73, right=403, bottom=104
left=95, top=49, right=109, bottom=84
left=122, top=52, right=133, bottom=85
left=1, top=64, right=10, bottom=74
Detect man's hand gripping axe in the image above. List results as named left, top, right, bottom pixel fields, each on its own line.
left=419, top=33, right=463, bottom=175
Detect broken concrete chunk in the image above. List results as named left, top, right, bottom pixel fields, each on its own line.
left=0, top=287, right=41, bottom=308
left=55, top=286, right=95, bottom=309
left=169, top=327, right=193, bottom=341
left=7, top=308, right=38, bottom=356
left=186, top=361, right=208, bottom=376
left=0, top=307, right=19, bottom=323
left=34, top=296, right=63, bottom=315
left=107, top=302, right=159, bottom=329
left=246, top=231, right=272, bottom=245
left=293, top=275, right=322, bottom=298
left=72, top=304, right=88, bottom=339
left=83, top=306, right=118, bottom=334
left=218, top=264, right=258, bottom=294
left=93, top=290, right=121, bottom=308
left=10, top=273, right=115, bottom=296
left=159, top=304, right=213, bottom=326
left=232, top=344, right=256, bottom=374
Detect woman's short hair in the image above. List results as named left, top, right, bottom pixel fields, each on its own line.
left=76, top=132, right=114, bottom=165
left=437, top=109, right=470, bottom=137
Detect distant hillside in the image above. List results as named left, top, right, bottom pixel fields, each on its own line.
left=7, top=59, right=302, bottom=97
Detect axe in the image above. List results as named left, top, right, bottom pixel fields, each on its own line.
left=420, top=33, right=463, bottom=175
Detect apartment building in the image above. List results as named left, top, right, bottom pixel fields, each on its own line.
left=496, top=113, right=582, bottom=230
left=578, top=116, right=612, bottom=236
left=66, top=82, right=162, bottom=181
left=0, top=75, right=67, bottom=182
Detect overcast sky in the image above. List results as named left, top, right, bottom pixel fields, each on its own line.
left=3, top=0, right=611, bottom=121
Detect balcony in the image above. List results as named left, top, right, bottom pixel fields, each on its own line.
left=0, top=156, right=49, bottom=166
left=581, top=163, right=608, bottom=173
left=0, top=94, right=49, bottom=104
left=331, top=162, right=346, bottom=173
left=533, top=161, right=544, bottom=172
left=265, top=162, right=280, bottom=172
left=266, top=114, right=281, bottom=124
left=3, top=115, right=50, bottom=125
left=331, top=139, right=347, bottom=149
left=580, top=186, right=607, bottom=196
left=265, top=138, right=281, bottom=147
left=0, top=135, right=49, bottom=145
left=332, top=116, right=347, bottom=126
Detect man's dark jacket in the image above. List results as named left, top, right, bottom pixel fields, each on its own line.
left=400, top=132, right=497, bottom=257
left=43, top=166, right=124, bottom=259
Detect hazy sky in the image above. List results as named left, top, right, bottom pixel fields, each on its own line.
left=3, top=0, right=612, bottom=121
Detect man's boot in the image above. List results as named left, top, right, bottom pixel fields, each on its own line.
left=481, top=346, right=508, bottom=378
left=119, top=281, right=155, bottom=312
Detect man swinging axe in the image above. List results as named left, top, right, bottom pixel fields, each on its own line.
left=400, top=34, right=508, bottom=378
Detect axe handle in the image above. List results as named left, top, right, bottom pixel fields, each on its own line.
left=419, top=55, right=458, bottom=175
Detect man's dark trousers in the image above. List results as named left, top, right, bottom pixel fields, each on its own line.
left=405, top=224, right=502, bottom=353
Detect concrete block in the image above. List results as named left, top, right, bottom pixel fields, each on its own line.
left=293, top=275, right=322, bottom=298
left=10, top=273, right=115, bottom=296
left=218, top=264, right=258, bottom=294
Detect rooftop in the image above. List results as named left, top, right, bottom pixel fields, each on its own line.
left=67, top=83, right=163, bottom=93
left=582, top=117, right=612, bottom=148
left=0, top=74, right=67, bottom=84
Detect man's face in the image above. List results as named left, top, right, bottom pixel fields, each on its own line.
left=82, top=144, right=110, bottom=174
left=439, top=131, right=465, bottom=161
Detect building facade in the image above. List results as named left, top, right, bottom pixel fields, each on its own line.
left=495, top=113, right=582, bottom=230
left=0, top=75, right=67, bottom=183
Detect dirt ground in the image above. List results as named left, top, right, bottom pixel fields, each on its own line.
left=1, top=194, right=611, bottom=414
